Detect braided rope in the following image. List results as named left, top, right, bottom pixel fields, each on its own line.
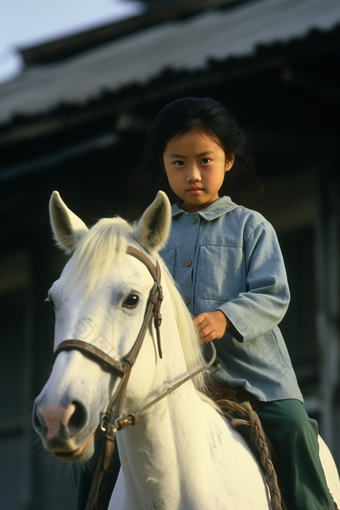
left=216, top=399, right=283, bottom=510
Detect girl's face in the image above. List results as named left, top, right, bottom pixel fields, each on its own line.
left=162, top=129, right=234, bottom=213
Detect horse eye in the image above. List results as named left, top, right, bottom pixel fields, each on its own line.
left=123, top=294, right=139, bottom=308
left=45, top=296, right=56, bottom=311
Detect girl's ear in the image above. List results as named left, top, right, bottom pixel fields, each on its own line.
left=225, top=153, right=235, bottom=172
left=49, top=191, right=88, bottom=254
left=134, top=191, right=171, bottom=254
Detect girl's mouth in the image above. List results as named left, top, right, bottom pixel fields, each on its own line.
left=187, top=187, right=203, bottom=194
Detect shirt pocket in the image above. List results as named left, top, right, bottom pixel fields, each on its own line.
left=159, top=248, right=176, bottom=277
left=196, top=245, right=245, bottom=301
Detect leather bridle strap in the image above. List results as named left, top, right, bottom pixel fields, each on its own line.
left=115, top=341, right=217, bottom=430
left=51, top=340, right=126, bottom=377
left=126, top=246, right=163, bottom=360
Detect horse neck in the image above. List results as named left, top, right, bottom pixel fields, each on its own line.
left=116, top=378, right=220, bottom=509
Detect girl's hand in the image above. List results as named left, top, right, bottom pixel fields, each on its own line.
left=194, top=310, right=229, bottom=344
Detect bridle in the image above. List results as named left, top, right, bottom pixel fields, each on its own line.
left=51, top=247, right=164, bottom=427
left=51, top=245, right=217, bottom=510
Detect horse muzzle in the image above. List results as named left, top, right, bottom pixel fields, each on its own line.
left=33, top=400, right=94, bottom=461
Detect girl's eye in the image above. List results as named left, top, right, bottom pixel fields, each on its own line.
left=123, top=294, right=140, bottom=308
left=201, top=157, right=211, bottom=164
left=45, top=296, right=56, bottom=311
left=174, top=160, right=184, bottom=166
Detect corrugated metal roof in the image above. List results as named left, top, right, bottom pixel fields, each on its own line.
left=0, top=0, right=339, bottom=123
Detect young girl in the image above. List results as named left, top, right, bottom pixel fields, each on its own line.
left=128, top=97, right=334, bottom=510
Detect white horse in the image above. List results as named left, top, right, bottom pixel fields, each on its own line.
left=33, top=191, right=340, bottom=510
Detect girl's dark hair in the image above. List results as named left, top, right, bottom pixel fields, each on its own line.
left=128, top=97, right=261, bottom=219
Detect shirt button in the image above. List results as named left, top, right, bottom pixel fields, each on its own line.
left=184, top=297, right=190, bottom=305
left=185, top=259, right=192, bottom=267
left=191, top=216, right=197, bottom=223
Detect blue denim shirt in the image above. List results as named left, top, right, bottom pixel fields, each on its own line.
left=159, top=196, right=303, bottom=403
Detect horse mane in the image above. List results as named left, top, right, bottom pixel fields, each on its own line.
left=159, top=262, right=212, bottom=396
left=68, top=217, right=132, bottom=295
left=67, top=216, right=215, bottom=401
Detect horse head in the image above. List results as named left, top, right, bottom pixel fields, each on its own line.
left=33, top=191, right=172, bottom=462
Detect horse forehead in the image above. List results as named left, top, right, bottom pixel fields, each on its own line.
left=116, top=255, right=155, bottom=286
left=54, top=251, right=155, bottom=292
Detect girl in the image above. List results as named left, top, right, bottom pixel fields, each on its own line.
left=128, top=97, right=334, bottom=510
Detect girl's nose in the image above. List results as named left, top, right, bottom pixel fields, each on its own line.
left=186, top=164, right=201, bottom=183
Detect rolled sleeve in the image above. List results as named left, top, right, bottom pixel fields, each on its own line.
left=217, top=222, right=290, bottom=342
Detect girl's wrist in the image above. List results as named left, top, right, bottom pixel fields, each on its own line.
left=216, top=310, right=231, bottom=331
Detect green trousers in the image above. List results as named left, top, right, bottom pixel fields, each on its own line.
left=257, top=399, right=334, bottom=510
left=74, top=400, right=334, bottom=510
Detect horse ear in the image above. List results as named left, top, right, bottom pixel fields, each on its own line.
left=49, top=191, right=88, bottom=253
left=134, top=191, right=171, bottom=253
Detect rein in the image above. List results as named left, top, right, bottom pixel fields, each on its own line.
left=51, top=245, right=217, bottom=510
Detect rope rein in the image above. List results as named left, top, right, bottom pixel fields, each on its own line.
left=114, top=342, right=217, bottom=431
left=216, top=399, right=285, bottom=510
left=216, top=398, right=339, bottom=510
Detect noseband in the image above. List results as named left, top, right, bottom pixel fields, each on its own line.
left=51, top=245, right=217, bottom=510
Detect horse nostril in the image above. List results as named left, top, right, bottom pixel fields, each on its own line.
left=33, top=403, right=44, bottom=433
left=67, top=401, right=88, bottom=433
left=33, top=402, right=88, bottom=440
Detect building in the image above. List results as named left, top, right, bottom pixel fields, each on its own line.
left=1, top=0, right=340, bottom=508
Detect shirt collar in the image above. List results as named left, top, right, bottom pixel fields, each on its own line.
left=171, top=196, right=239, bottom=221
